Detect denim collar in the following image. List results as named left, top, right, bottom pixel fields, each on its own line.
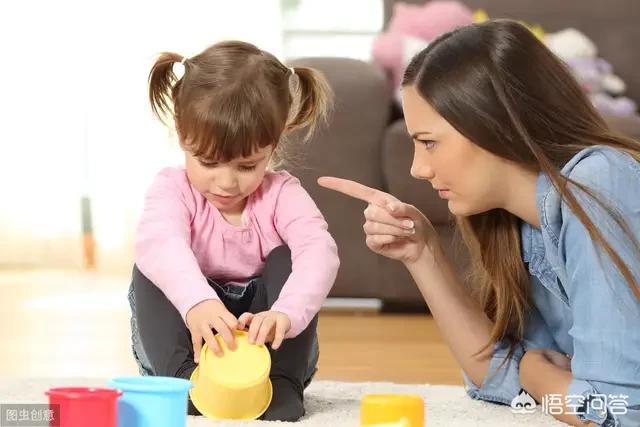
left=521, top=171, right=552, bottom=266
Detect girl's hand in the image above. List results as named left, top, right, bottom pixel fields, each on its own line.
left=186, top=299, right=238, bottom=360
left=317, top=176, right=440, bottom=265
left=238, top=311, right=291, bottom=350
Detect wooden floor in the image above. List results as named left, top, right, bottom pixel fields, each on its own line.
left=0, top=270, right=463, bottom=385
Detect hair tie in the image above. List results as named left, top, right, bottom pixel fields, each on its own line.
left=173, top=57, right=187, bottom=80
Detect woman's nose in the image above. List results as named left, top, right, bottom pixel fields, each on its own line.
left=410, top=157, right=435, bottom=181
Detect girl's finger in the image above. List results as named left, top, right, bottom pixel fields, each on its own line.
left=201, top=324, right=222, bottom=357
left=256, top=317, right=275, bottom=346
left=272, top=319, right=287, bottom=350
left=238, top=312, right=254, bottom=330
left=191, top=332, right=203, bottom=363
left=248, top=314, right=265, bottom=344
left=220, top=311, right=239, bottom=331
left=211, top=317, right=236, bottom=351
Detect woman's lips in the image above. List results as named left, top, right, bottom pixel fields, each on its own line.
left=437, top=189, right=451, bottom=198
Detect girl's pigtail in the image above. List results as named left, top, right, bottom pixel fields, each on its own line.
left=148, top=52, right=187, bottom=126
left=285, top=67, right=334, bottom=141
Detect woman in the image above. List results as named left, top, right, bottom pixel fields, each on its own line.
left=319, top=20, right=640, bottom=426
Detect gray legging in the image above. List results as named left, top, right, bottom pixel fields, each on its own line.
left=128, top=246, right=319, bottom=421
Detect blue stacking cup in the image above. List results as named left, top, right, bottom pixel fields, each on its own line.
left=108, top=376, right=192, bottom=427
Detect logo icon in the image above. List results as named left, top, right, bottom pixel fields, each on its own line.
left=511, top=389, right=537, bottom=414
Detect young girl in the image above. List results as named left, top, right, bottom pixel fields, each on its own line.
left=128, top=40, right=340, bottom=421
left=320, top=20, right=640, bottom=426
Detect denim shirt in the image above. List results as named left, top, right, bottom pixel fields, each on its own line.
left=463, top=146, right=640, bottom=426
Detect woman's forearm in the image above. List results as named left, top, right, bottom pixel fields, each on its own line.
left=404, top=244, right=494, bottom=388
left=520, top=351, right=592, bottom=426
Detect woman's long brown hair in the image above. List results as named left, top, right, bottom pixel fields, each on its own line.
left=403, top=20, right=640, bottom=360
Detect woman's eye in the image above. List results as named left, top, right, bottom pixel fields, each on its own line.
left=239, top=165, right=257, bottom=172
left=416, top=139, right=436, bottom=149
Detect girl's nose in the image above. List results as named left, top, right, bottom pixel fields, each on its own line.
left=214, top=168, right=238, bottom=192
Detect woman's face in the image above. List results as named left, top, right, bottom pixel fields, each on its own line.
left=401, top=85, right=511, bottom=216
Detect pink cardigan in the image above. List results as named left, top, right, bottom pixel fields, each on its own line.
left=135, top=168, right=340, bottom=338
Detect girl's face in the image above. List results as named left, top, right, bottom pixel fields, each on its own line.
left=185, top=145, right=274, bottom=214
left=401, top=85, right=512, bottom=216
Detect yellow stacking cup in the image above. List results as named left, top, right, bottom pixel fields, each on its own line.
left=189, top=330, right=272, bottom=420
left=360, top=394, right=425, bottom=427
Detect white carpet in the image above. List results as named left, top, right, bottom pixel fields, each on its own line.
left=0, top=378, right=566, bottom=426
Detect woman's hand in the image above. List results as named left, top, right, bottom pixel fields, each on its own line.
left=520, top=348, right=572, bottom=401
left=238, top=311, right=291, bottom=350
left=318, top=176, right=440, bottom=265
left=186, top=299, right=238, bottom=360
left=519, top=349, right=590, bottom=426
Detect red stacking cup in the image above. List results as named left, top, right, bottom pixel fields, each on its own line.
left=45, top=387, right=122, bottom=427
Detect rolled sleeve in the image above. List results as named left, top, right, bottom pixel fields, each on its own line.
left=463, top=301, right=559, bottom=406
left=566, top=379, right=612, bottom=425
left=463, top=339, right=524, bottom=406
left=566, top=379, right=640, bottom=427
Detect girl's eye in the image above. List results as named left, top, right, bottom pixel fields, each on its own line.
left=239, top=165, right=257, bottom=172
left=416, top=139, right=436, bottom=149
left=198, top=160, right=218, bottom=168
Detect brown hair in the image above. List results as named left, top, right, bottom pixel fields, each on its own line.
left=402, top=20, right=640, bottom=360
left=148, top=40, right=333, bottom=165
